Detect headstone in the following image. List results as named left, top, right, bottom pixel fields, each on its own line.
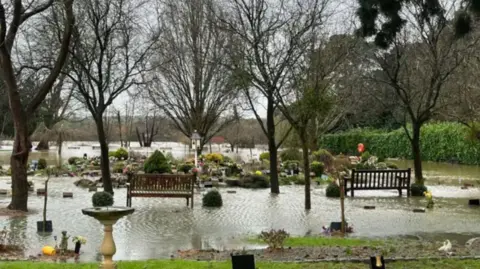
left=364, top=206, right=376, bottom=210
left=231, top=254, right=255, bottom=269
left=469, top=199, right=480, bottom=206
left=88, top=186, right=97, bottom=192
left=413, top=208, right=426, bottom=213
left=37, top=189, right=46, bottom=196
left=63, top=192, right=73, bottom=198
left=227, top=190, right=236, bottom=194
left=0, top=189, right=7, bottom=195
left=369, top=256, right=386, bottom=269
left=330, top=222, right=348, bottom=231
left=204, top=181, right=213, bottom=188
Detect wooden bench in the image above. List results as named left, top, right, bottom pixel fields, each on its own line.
left=343, top=168, right=411, bottom=197
left=126, top=174, right=195, bottom=208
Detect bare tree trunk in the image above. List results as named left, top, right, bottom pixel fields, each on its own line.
left=266, top=101, right=280, bottom=194
left=36, top=138, right=49, bottom=150
left=116, top=111, right=124, bottom=147
left=57, top=133, right=63, bottom=167
left=95, top=116, right=113, bottom=194
left=411, top=123, right=423, bottom=185
left=300, top=133, right=311, bottom=210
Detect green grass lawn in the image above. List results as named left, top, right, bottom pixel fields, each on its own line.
left=247, top=236, right=385, bottom=247
left=2, top=259, right=480, bottom=269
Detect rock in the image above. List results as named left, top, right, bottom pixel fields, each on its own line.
left=88, top=186, right=97, bottom=192
left=36, top=189, right=46, bottom=196
left=63, top=192, right=73, bottom=198
left=74, top=179, right=95, bottom=188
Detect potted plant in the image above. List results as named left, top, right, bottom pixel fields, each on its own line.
left=37, top=171, right=52, bottom=232
left=72, top=235, right=87, bottom=254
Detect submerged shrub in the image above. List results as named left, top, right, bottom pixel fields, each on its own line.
left=239, top=175, right=270, bottom=189
left=259, top=152, right=270, bottom=162
left=326, top=182, right=341, bottom=198
left=37, top=159, right=47, bottom=170
left=312, top=149, right=334, bottom=170
left=411, top=183, right=427, bottom=197
left=202, top=190, right=223, bottom=207
left=310, top=161, right=325, bottom=177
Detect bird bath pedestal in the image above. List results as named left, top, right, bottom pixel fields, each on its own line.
left=82, top=206, right=134, bottom=269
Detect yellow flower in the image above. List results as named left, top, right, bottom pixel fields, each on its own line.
left=255, top=170, right=262, bottom=176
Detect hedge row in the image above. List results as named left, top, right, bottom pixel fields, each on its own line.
left=319, top=122, right=480, bottom=165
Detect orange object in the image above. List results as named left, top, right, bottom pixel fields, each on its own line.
left=357, top=143, right=365, bottom=153
left=42, top=246, right=56, bottom=256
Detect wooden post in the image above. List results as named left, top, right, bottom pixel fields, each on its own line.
left=340, top=176, right=346, bottom=234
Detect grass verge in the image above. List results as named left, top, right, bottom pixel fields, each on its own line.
left=247, top=236, right=385, bottom=247
left=2, top=259, right=480, bottom=269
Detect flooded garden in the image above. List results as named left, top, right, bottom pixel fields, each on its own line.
left=1, top=143, right=480, bottom=263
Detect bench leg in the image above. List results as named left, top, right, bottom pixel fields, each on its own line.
left=407, top=188, right=411, bottom=197
left=351, top=189, right=354, bottom=197
left=186, top=198, right=189, bottom=207
left=191, top=195, right=194, bottom=209
left=398, top=188, right=402, bottom=197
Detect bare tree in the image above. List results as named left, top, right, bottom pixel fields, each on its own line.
left=0, top=0, right=74, bottom=211
left=149, top=0, right=238, bottom=155
left=359, top=1, right=477, bottom=184
left=136, top=111, right=160, bottom=147
left=68, top=0, right=157, bottom=194
left=218, top=0, right=328, bottom=194
left=276, top=34, right=359, bottom=209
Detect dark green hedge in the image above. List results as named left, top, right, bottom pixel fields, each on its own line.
left=319, top=122, right=480, bottom=165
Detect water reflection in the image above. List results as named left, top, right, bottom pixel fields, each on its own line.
left=0, top=178, right=480, bottom=261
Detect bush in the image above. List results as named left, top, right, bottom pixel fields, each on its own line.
left=112, top=162, right=125, bottom=173
left=326, top=182, right=341, bottom=198
left=204, top=153, right=223, bottom=163
left=310, top=161, right=324, bottom=177
left=239, top=174, right=269, bottom=189
left=319, top=122, right=480, bottom=165
left=280, top=148, right=302, bottom=161
left=386, top=162, right=399, bottom=169
left=144, top=150, right=172, bottom=174
left=291, top=175, right=305, bottom=185
left=283, top=160, right=300, bottom=170
left=333, top=157, right=353, bottom=172
left=259, top=152, right=270, bottom=162
left=37, top=159, right=47, bottom=170
left=259, top=229, right=290, bottom=249
left=92, top=192, right=114, bottom=207
left=202, top=190, right=223, bottom=207
left=68, top=157, right=80, bottom=165
left=361, top=151, right=371, bottom=163
left=312, top=149, right=334, bottom=170
left=411, top=183, right=427, bottom=197
left=111, top=148, right=128, bottom=160
left=178, top=163, right=194, bottom=173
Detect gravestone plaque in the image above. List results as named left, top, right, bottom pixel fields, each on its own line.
left=469, top=199, right=480, bottom=206
left=231, top=254, right=255, bottom=269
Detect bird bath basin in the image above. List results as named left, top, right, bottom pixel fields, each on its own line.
left=82, top=206, right=134, bottom=269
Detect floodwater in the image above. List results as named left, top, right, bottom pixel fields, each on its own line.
left=0, top=141, right=267, bottom=166
left=391, top=160, right=480, bottom=183
left=0, top=177, right=480, bottom=261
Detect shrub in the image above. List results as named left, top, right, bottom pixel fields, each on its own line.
left=355, top=162, right=376, bottom=170
left=326, top=182, right=341, bottom=198
left=178, top=163, right=194, bottom=173
left=239, top=175, right=269, bottom=189
left=202, top=190, right=223, bottom=207
left=361, top=151, right=371, bottom=163
left=222, top=155, right=233, bottom=164
left=411, top=183, right=427, bottom=197
left=68, top=157, right=80, bottom=165
left=333, top=157, right=353, bottom=172
left=92, top=192, right=114, bottom=207
left=111, top=148, right=128, bottom=160
left=204, top=153, right=223, bottom=163
left=312, top=149, right=334, bottom=170
left=144, top=150, right=172, bottom=174
left=37, top=159, right=47, bottom=170
left=280, top=148, right=302, bottom=161
left=259, top=152, right=270, bottom=162
left=259, top=229, right=290, bottom=249
left=310, top=161, right=324, bottom=177
left=386, top=162, right=399, bottom=169
left=290, top=175, right=305, bottom=185
left=112, top=162, right=125, bottom=173
left=283, top=160, right=300, bottom=170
